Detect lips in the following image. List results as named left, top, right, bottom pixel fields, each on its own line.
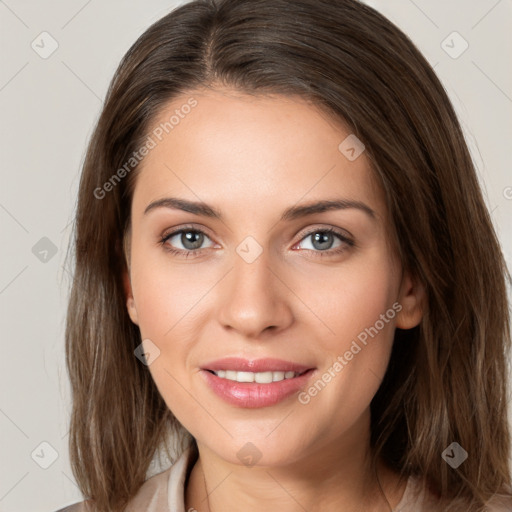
left=200, top=357, right=313, bottom=373
left=200, top=357, right=316, bottom=408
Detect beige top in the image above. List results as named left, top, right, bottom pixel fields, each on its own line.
left=55, top=446, right=512, bottom=512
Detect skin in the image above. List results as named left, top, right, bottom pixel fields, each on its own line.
left=123, top=87, right=424, bottom=511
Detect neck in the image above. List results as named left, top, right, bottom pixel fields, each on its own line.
left=184, top=413, right=406, bottom=512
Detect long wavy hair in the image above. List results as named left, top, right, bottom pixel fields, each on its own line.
left=64, top=0, right=512, bottom=510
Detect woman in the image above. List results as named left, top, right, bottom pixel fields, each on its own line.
left=58, top=0, right=512, bottom=510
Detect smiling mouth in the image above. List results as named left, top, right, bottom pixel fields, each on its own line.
left=204, top=369, right=309, bottom=383
left=201, top=364, right=316, bottom=408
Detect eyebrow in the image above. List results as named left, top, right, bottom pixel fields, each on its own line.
left=143, top=197, right=376, bottom=221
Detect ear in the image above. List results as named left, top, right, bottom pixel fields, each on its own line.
left=123, top=268, right=139, bottom=326
left=395, top=271, right=424, bottom=329
left=121, top=227, right=139, bottom=325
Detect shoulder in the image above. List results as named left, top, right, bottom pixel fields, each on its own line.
left=124, top=466, right=173, bottom=511
left=124, top=444, right=196, bottom=511
left=54, top=445, right=197, bottom=512
left=51, top=470, right=172, bottom=512
left=485, top=494, right=512, bottom=511
left=53, top=500, right=92, bottom=511
left=53, top=470, right=173, bottom=512
left=399, top=477, right=512, bottom=512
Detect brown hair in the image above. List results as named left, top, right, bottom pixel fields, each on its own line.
left=64, top=0, right=512, bottom=510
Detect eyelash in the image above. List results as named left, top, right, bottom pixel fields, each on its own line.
left=159, top=225, right=355, bottom=259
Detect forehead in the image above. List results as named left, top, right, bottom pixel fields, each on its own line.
left=131, top=88, right=386, bottom=220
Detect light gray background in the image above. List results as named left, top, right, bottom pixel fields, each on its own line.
left=1, top=1, right=511, bottom=511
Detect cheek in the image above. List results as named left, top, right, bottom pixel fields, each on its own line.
left=293, top=246, right=399, bottom=353
left=129, top=247, right=213, bottom=341
left=128, top=247, right=215, bottom=412
left=332, top=271, right=397, bottom=348
left=129, top=251, right=205, bottom=423
left=296, top=251, right=399, bottom=415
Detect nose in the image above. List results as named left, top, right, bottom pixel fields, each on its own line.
left=216, top=249, right=294, bottom=339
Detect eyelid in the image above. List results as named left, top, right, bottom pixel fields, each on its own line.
left=291, top=226, right=355, bottom=256
left=160, top=224, right=218, bottom=248
left=161, top=224, right=352, bottom=243
left=161, top=223, right=212, bottom=239
left=160, top=224, right=355, bottom=257
left=295, top=225, right=354, bottom=244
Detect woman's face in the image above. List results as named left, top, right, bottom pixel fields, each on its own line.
left=124, top=87, right=422, bottom=467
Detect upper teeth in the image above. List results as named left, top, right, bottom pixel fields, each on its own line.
left=213, top=370, right=300, bottom=383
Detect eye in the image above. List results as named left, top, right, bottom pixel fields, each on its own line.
left=294, top=227, right=354, bottom=257
left=159, top=225, right=354, bottom=259
left=159, top=226, right=216, bottom=257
